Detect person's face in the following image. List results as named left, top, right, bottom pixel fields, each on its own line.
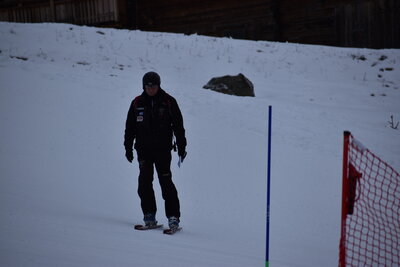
left=145, top=84, right=159, bottom=96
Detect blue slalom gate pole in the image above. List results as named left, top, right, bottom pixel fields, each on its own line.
left=266, top=106, right=272, bottom=267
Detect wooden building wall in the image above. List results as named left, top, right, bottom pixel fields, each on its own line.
left=134, top=0, right=278, bottom=41
left=133, top=0, right=399, bottom=49
left=277, top=0, right=399, bottom=48
left=1, top=0, right=399, bottom=48
left=335, top=0, right=399, bottom=48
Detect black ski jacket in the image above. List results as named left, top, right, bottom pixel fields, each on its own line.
left=124, top=88, right=186, bottom=153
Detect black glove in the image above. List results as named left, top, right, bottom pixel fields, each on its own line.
left=178, top=149, right=187, bottom=162
left=125, top=149, right=133, bottom=163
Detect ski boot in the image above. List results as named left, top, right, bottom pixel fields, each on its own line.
left=134, top=213, right=162, bottom=230
left=168, top=216, right=179, bottom=230
left=164, top=216, right=181, bottom=235
left=144, top=213, right=157, bottom=227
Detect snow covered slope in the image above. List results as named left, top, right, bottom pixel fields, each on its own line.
left=0, top=22, right=399, bottom=267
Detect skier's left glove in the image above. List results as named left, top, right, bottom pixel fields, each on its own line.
left=178, top=149, right=187, bottom=162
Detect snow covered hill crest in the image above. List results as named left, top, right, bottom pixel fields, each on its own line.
left=0, top=22, right=399, bottom=267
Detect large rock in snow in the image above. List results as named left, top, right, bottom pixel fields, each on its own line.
left=203, top=73, right=255, bottom=97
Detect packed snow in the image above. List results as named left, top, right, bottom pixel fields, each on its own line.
left=0, top=22, right=399, bottom=267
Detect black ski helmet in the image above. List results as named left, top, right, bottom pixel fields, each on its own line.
left=142, top=71, right=161, bottom=89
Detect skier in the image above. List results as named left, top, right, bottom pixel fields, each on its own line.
left=124, top=71, right=187, bottom=233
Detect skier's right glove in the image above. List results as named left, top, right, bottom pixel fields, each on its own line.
left=125, top=149, right=133, bottom=163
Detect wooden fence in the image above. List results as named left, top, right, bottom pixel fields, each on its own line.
left=0, top=0, right=121, bottom=26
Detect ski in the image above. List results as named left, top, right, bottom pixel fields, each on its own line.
left=163, top=227, right=182, bottom=235
left=134, top=224, right=163, bottom=231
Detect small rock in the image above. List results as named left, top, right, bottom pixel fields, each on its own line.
left=76, top=61, right=90, bottom=65
left=10, top=55, right=28, bottom=61
left=351, top=54, right=366, bottom=61
left=379, top=55, right=387, bottom=61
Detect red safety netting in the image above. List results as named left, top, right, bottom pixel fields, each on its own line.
left=339, top=132, right=400, bottom=267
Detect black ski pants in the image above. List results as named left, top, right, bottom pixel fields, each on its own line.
left=136, top=148, right=180, bottom=219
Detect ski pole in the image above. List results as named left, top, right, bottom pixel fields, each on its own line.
left=266, top=105, right=272, bottom=267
